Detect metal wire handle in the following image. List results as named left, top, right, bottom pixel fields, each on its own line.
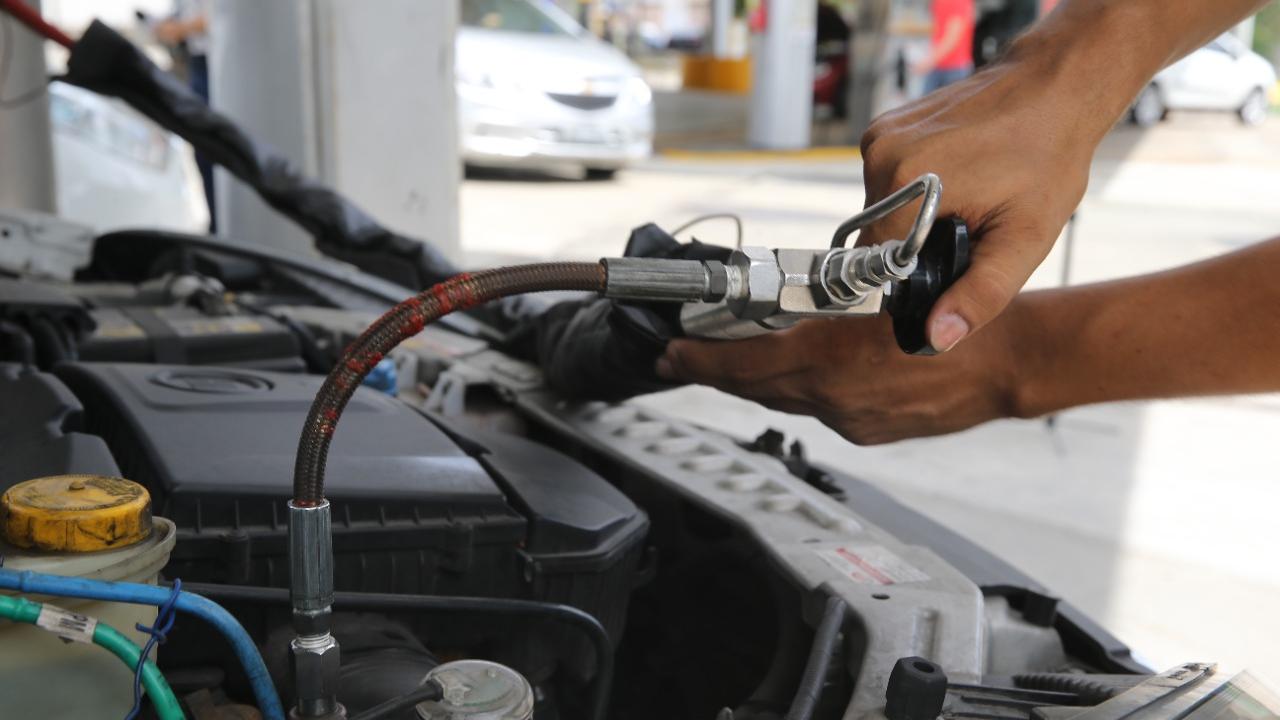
left=830, top=173, right=942, bottom=266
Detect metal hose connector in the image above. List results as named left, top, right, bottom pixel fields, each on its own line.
left=291, top=262, right=607, bottom=505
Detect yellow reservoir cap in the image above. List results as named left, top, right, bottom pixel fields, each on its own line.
left=2, top=475, right=153, bottom=552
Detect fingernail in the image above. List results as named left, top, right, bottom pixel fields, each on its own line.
left=929, top=313, right=969, bottom=353
left=655, top=355, right=675, bottom=378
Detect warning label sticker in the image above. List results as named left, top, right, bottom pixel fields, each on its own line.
left=36, top=605, right=97, bottom=644
left=816, top=545, right=930, bottom=586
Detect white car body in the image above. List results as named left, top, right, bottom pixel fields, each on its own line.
left=49, top=83, right=208, bottom=233
left=1134, top=33, right=1277, bottom=126
left=456, top=0, right=654, bottom=176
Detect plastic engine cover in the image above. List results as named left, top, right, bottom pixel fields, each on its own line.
left=51, top=362, right=646, bottom=640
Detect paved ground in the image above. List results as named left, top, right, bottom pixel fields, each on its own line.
left=459, top=111, right=1280, bottom=685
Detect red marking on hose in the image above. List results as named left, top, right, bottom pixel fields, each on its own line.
left=402, top=315, right=425, bottom=335
left=323, top=409, right=338, bottom=422
left=430, top=282, right=456, bottom=314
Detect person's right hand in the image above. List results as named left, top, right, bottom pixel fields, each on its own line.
left=858, top=43, right=1113, bottom=353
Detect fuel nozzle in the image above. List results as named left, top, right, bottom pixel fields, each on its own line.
left=600, top=173, right=970, bottom=355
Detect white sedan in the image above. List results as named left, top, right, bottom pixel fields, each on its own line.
left=1132, top=33, right=1277, bottom=127
left=457, top=0, right=654, bottom=179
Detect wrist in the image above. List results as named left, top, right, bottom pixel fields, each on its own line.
left=1001, top=2, right=1165, bottom=146
left=992, top=292, right=1067, bottom=420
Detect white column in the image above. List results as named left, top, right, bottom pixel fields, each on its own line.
left=0, top=0, right=56, bottom=212
left=710, top=0, right=732, bottom=58
left=746, top=0, right=816, bottom=149
left=211, top=0, right=460, bottom=260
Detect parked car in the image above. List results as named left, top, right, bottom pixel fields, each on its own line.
left=457, top=0, right=654, bottom=179
left=49, top=83, right=208, bottom=232
left=1131, top=33, right=1277, bottom=127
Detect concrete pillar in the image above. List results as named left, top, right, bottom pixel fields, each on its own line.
left=710, top=0, right=732, bottom=58
left=210, top=0, right=460, bottom=260
left=0, top=0, right=56, bottom=212
left=747, top=0, right=816, bottom=149
left=847, top=0, right=892, bottom=141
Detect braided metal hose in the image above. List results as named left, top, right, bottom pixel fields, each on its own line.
left=291, top=262, right=607, bottom=505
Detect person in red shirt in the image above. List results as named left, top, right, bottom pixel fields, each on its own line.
left=918, top=0, right=976, bottom=93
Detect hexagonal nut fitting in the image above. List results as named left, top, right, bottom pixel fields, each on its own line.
left=823, top=242, right=915, bottom=305
left=726, top=246, right=782, bottom=320
left=290, top=633, right=342, bottom=717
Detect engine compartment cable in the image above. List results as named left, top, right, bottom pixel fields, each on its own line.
left=0, top=568, right=284, bottom=720
left=0, top=594, right=184, bottom=720
left=349, top=679, right=444, bottom=720
left=181, top=582, right=616, bottom=720
left=785, top=594, right=848, bottom=720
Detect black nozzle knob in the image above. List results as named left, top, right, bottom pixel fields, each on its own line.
left=885, top=656, right=948, bottom=720
left=886, top=217, right=970, bottom=355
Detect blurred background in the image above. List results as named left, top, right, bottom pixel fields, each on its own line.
left=5, top=0, right=1280, bottom=688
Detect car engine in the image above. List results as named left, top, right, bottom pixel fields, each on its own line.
left=0, top=223, right=1164, bottom=720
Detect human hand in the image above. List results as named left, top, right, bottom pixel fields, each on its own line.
left=859, top=41, right=1113, bottom=353
left=655, top=314, right=1021, bottom=445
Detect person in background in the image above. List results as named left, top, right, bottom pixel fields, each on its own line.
left=153, top=0, right=214, bottom=233
left=917, top=0, right=976, bottom=93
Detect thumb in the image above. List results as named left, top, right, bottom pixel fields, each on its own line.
left=926, top=225, right=1047, bottom=352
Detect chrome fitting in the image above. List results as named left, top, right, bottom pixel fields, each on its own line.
left=289, top=500, right=342, bottom=718
left=823, top=240, right=917, bottom=305
left=289, top=632, right=344, bottom=719
left=289, top=500, right=334, bottom=616
left=601, top=257, right=727, bottom=302
left=725, top=246, right=782, bottom=320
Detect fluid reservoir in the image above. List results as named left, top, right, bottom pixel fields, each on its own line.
left=0, top=475, right=176, bottom=719
left=415, top=660, right=535, bottom=720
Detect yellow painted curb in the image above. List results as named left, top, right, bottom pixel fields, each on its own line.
left=660, top=146, right=862, bottom=163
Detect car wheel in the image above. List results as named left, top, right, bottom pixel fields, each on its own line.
left=1130, top=84, right=1164, bottom=128
left=584, top=167, right=618, bottom=181
left=1238, top=88, right=1268, bottom=127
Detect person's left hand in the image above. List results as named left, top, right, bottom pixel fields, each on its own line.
left=655, top=314, right=1023, bottom=445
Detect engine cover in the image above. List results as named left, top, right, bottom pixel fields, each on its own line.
left=51, top=362, right=647, bottom=641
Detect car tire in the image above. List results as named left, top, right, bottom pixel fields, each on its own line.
left=584, top=167, right=618, bottom=181
left=1130, top=84, right=1165, bottom=128
left=1238, top=88, right=1268, bottom=127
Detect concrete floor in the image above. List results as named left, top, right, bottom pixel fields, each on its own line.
left=460, top=112, right=1280, bottom=686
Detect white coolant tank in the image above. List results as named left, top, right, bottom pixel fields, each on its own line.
left=0, top=475, right=176, bottom=719
left=415, top=660, right=535, bottom=720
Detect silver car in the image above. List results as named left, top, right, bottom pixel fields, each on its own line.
left=457, top=0, right=654, bottom=179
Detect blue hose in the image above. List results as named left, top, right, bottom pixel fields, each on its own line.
left=0, top=568, right=285, bottom=720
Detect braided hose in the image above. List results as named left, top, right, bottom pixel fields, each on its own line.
left=292, top=262, right=607, bottom=505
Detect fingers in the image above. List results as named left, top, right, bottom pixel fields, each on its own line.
left=657, top=333, right=813, bottom=402
left=926, top=220, right=1053, bottom=351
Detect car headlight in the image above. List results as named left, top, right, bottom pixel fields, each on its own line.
left=626, top=76, right=653, bottom=106
left=457, top=69, right=530, bottom=95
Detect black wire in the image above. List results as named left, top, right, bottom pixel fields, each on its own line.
left=670, top=212, right=745, bottom=248
left=349, top=680, right=444, bottom=720
left=175, top=582, right=616, bottom=720
left=785, top=594, right=848, bottom=720
left=0, top=14, right=52, bottom=109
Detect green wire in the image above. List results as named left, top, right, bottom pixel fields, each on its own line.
left=0, top=594, right=185, bottom=720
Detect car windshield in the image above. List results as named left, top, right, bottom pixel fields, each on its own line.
left=460, top=0, right=582, bottom=37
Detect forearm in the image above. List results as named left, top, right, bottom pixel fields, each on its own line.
left=1011, top=237, right=1280, bottom=417
left=1003, top=0, right=1268, bottom=145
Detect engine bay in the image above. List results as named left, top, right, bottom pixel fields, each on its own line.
left=0, top=225, right=1160, bottom=720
